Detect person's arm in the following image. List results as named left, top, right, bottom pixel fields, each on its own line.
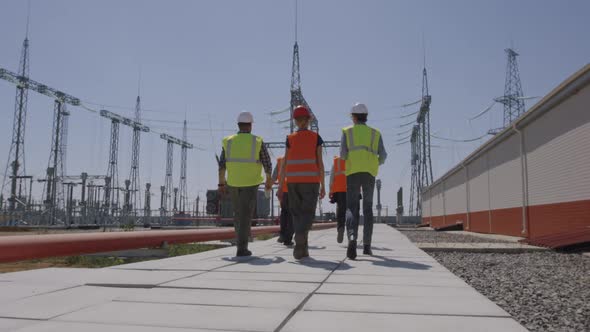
left=317, top=145, right=326, bottom=199
left=271, top=163, right=278, bottom=183
left=378, top=136, right=387, bottom=165
left=260, top=143, right=273, bottom=190
left=277, top=144, right=288, bottom=199
left=328, top=163, right=335, bottom=196
left=340, top=132, right=348, bottom=160
left=218, top=148, right=227, bottom=193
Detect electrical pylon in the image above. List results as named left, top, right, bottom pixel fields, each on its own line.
left=409, top=125, right=421, bottom=216
left=163, top=140, right=173, bottom=216
left=43, top=101, right=69, bottom=224
left=408, top=67, right=433, bottom=216
left=178, top=120, right=188, bottom=214
left=417, top=68, right=433, bottom=190
left=128, top=95, right=142, bottom=218
left=103, top=117, right=120, bottom=216
left=490, top=48, right=526, bottom=134
left=2, top=35, right=30, bottom=215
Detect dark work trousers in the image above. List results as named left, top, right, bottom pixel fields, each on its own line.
left=345, top=172, right=375, bottom=245
left=333, top=192, right=347, bottom=232
left=229, top=185, right=258, bottom=251
left=287, top=183, right=320, bottom=236
left=280, top=193, right=294, bottom=242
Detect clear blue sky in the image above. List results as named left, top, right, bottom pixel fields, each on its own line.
left=1, top=0, right=588, bottom=214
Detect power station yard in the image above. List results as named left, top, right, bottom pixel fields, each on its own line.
left=401, top=228, right=590, bottom=332
left=0, top=225, right=530, bottom=332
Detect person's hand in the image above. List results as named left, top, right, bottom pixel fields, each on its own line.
left=319, top=185, right=326, bottom=200
left=277, top=188, right=284, bottom=201
left=218, top=184, right=226, bottom=195
left=265, top=178, right=273, bottom=191
left=329, top=193, right=334, bottom=200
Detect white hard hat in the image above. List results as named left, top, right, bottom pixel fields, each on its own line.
left=351, top=103, right=368, bottom=114
left=237, top=111, right=254, bottom=123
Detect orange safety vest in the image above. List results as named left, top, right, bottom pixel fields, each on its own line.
left=285, top=130, right=321, bottom=183
left=330, top=156, right=346, bottom=193
left=275, top=156, right=288, bottom=193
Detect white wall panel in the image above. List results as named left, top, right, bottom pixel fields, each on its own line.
left=430, top=183, right=444, bottom=217
left=488, top=134, right=523, bottom=210
left=526, top=85, right=590, bottom=206
left=422, top=189, right=431, bottom=217
left=444, top=168, right=467, bottom=215
left=468, top=155, right=489, bottom=212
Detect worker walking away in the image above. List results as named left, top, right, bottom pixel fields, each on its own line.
left=329, top=156, right=347, bottom=243
left=218, top=111, right=273, bottom=257
left=272, top=155, right=293, bottom=246
left=278, top=105, right=325, bottom=260
left=341, top=103, right=387, bottom=259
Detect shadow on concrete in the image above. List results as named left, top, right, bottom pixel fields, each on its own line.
left=368, top=246, right=393, bottom=252
left=222, top=256, right=286, bottom=265
left=288, top=257, right=353, bottom=271
left=355, top=255, right=432, bottom=270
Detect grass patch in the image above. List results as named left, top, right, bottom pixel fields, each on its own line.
left=255, top=233, right=276, bottom=241
left=167, top=243, right=220, bottom=257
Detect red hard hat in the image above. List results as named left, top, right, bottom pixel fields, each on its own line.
left=292, top=105, right=311, bottom=119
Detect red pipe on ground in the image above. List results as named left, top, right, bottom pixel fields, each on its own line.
left=0, top=223, right=336, bottom=263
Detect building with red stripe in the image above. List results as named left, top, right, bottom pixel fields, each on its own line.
left=422, top=64, right=590, bottom=239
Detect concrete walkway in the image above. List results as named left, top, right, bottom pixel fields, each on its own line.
left=0, top=225, right=527, bottom=331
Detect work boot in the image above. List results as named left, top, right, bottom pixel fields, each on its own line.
left=236, top=248, right=252, bottom=257
left=337, top=227, right=344, bottom=244
left=302, top=232, right=310, bottom=258
left=293, top=234, right=306, bottom=260
left=347, top=240, right=357, bottom=260
left=277, top=235, right=284, bottom=243
left=363, top=244, right=373, bottom=256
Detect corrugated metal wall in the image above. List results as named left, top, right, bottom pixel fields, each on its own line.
left=421, top=66, right=590, bottom=238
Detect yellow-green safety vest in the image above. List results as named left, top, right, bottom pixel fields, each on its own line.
left=343, top=124, right=381, bottom=177
left=222, top=133, right=263, bottom=187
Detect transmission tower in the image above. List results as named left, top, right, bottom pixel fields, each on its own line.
left=290, top=43, right=319, bottom=133
left=103, top=114, right=120, bottom=216
left=417, top=68, right=433, bottom=188
left=178, top=120, right=190, bottom=214
left=128, top=95, right=143, bottom=218
left=490, top=48, right=526, bottom=134
left=160, top=133, right=192, bottom=217
left=407, top=67, right=433, bottom=216
left=409, top=125, right=421, bottom=216
left=2, top=35, right=30, bottom=216
left=43, top=101, right=70, bottom=224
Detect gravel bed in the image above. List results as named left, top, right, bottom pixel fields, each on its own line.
left=399, top=229, right=511, bottom=243
left=429, top=251, right=590, bottom=332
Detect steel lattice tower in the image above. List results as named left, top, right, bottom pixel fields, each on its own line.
left=163, top=140, right=174, bottom=215
left=408, top=67, right=433, bottom=216
left=409, top=125, right=421, bottom=216
left=104, top=118, right=120, bottom=216
left=43, top=101, right=68, bottom=223
left=290, top=42, right=318, bottom=133
left=128, top=95, right=142, bottom=217
left=492, top=48, right=525, bottom=133
left=2, top=36, right=30, bottom=214
left=418, top=68, right=433, bottom=189
left=178, top=120, right=188, bottom=214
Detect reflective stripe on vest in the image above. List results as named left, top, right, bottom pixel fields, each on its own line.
left=343, top=125, right=380, bottom=177
left=285, top=130, right=321, bottom=183
left=223, top=133, right=263, bottom=187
